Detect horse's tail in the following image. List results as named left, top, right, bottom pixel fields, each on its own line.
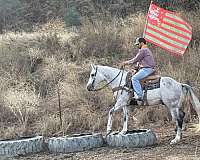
left=181, top=83, right=200, bottom=126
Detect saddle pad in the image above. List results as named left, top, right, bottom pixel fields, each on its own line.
left=144, top=79, right=160, bottom=90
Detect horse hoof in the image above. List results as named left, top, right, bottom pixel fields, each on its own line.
left=106, top=130, right=112, bottom=136
left=170, top=138, right=180, bottom=145
left=119, top=130, right=127, bottom=135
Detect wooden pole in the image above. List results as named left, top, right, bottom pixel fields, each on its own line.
left=57, top=84, right=62, bottom=128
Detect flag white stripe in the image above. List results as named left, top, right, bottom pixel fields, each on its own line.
left=145, top=35, right=184, bottom=54
left=163, top=18, right=190, bottom=32
left=161, top=23, right=192, bottom=38
left=165, top=13, right=192, bottom=30
left=146, top=29, right=188, bottom=49
left=148, top=23, right=190, bottom=43
left=165, top=13, right=185, bottom=23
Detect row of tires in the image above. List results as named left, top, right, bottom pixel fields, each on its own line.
left=0, top=129, right=157, bottom=157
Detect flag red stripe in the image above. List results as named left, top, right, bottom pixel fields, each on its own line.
left=148, top=20, right=192, bottom=40
left=164, top=15, right=192, bottom=31
left=162, top=21, right=192, bottom=34
left=145, top=38, right=184, bottom=57
left=146, top=25, right=188, bottom=46
left=159, top=25, right=191, bottom=41
left=145, top=31, right=186, bottom=51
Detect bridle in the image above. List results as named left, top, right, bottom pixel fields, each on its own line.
left=91, top=66, right=123, bottom=91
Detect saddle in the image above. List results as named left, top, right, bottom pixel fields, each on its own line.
left=126, top=69, right=161, bottom=105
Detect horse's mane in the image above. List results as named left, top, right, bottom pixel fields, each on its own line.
left=97, top=65, right=121, bottom=71
left=96, top=65, right=128, bottom=74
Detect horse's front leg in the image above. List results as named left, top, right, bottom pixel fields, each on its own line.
left=107, top=93, right=129, bottom=135
left=107, top=104, right=125, bottom=135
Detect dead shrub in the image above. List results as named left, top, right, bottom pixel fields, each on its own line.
left=40, top=105, right=108, bottom=137
left=0, top=105, right=16, bottom=124
left=77, top=19, right=126, bottom=59
left=0, top=125, right=31, bottom=140
left=0, top=50, right=32, bottom=78
left=27, top=47, right=43, bottom=73
left=134, top=106, right=171, bottom=126
left=36, top=32, right=62, bottom=56
left=41, top=115, right=61, bottom=137
left=2, top=85, right=39, bottom=125
left=32, top=57, right=68, bottom=98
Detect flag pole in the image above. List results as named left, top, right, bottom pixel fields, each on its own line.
left=143, top=1, right=153, bottom=38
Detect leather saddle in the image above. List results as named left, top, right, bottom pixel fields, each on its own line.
left=126, top=69, right=161, bottom=90
left=126, top=69, right=160, bottom=105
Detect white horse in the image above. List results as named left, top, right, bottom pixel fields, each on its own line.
left=86, top=64, right=200, bottom=144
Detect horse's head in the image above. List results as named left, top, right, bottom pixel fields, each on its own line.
left=86, top=64, right=105, bottom=91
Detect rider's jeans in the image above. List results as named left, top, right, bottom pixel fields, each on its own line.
left=132, top=67, right=154, bottom=98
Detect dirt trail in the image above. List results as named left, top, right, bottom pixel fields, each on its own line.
left=4, top=123, right=200, bottom=160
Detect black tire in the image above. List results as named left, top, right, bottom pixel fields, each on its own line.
left=0, top=136, right=44, bottom=156
left=48, top=133, right=104, bottom=153
left=106, top=129, right=157, bottom=148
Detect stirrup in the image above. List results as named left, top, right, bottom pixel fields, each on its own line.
left=134, top=97, right=143, bottom=101
left=131, top=96, right=143, bottom=101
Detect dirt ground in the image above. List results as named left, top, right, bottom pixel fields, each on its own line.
left=3, top=123, right=200, bottom=160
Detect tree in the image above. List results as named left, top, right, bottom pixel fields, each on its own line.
left=64, top=4, right=81, bottom=27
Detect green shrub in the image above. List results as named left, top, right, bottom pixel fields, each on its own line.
left=64, top=6, right=81, bottom=27
left=0, top=0, right=23, bottom=32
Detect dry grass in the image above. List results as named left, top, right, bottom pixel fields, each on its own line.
left=2, top=86, right=39, bottom=124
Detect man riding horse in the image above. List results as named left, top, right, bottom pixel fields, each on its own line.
left=86, top=38, right=200, bottom=144
left=121, top=37, right=156, bottom=101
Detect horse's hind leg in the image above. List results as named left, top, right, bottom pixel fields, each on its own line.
left=170, top=108, right=185, bottom=144
left=175, top=110, right=185, bottom=132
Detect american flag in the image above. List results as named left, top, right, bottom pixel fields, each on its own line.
left=143, top=3, right=192, bottom=56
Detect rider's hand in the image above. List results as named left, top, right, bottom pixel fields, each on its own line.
left=120, top=61, right=127, bottom=69
left=131, top=69, right=137, bottom=74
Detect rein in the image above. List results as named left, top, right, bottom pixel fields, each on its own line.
left=115, top=68, right=124, bottom=98
left=92, top=67, right=123, bottom=91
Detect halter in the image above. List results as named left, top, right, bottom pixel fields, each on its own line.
left=91, top=66, right=123, bottom=91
